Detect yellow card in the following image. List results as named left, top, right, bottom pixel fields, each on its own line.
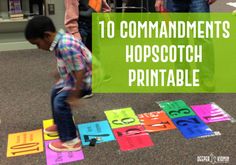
left=7, top=129, right=44, bottom=157
left=43, top=119, right=58, bottom=140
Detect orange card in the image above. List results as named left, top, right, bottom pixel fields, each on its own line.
left=89, top=0, right=102, bottom=12
left=138, top=111, right=176, bottom=132
left=7, top=129, right=44, bottom=157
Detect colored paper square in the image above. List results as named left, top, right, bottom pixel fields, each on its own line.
left=44, top=140, right=84, bottom=165
left=77, top=120, right=115, bottom=146
left=138, top=111, right=176, bottom=132
left=113, top=125, right=154, bottom=151
left=191, top=103, right=231, bottom=123
left=159, top=100, right=196, bottom=119
left=105, top=107, right=140, bottom=129
left=43, top=119, right=59, bottom=140
left=172, top=115, right=213, bottom=139
left=7, top=129, right=44, bottom=157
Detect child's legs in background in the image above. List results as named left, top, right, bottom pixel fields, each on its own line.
left=166, top=0, right=210, bottom=12
left=79, top=20, right=92, bottom=52
left=51, top=87, right=77, bottom=142
left=189, top=0, right=209, bottom=12
left=166, top=0, right=189, bottom=12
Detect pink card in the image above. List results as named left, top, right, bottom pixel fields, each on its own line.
left=191, top=103, right=231, bottom=123
left=113, top=125, right=154, bottom=151
left=45, top=140, right=84, bottom=165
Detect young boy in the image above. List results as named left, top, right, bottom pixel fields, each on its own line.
left=25, top=16, right=92, bottom=152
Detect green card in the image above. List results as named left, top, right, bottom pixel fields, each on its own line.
left=159, top=100, right=195, bottom=119
left=104, top=107, right=140, bottom=129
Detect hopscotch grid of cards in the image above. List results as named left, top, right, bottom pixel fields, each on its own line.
left=6, top=100, right=235, bottom=165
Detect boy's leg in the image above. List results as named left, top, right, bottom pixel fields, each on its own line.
left=52, top=90, right=77, bottom=141
left=79, top=20, right=92, bottom=52
left=49, top=90, right=81, bottom=152
left=50, top=87, right=60, bottom=125
left=44, top=87, right=61, bottom=134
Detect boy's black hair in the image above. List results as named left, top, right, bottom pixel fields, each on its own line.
left=24, top=15, right=56, bottom=40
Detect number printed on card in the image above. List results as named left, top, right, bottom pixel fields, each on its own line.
left=159, top=100, right=196, bottom=119
left=172, top=116, right=213, bottom=139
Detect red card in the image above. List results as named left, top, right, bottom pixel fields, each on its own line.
left=113, top=125, right=154, bottom=151
left=138, top=111, right=176, bottom=132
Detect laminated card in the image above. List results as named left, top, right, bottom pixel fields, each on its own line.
left=45, top=140, right=84, bottom=165
left=7, top=129, right=44, bottom=157
left=158, top=100, right=196, bottom=119
left=191, top=103, right=232, bottom=123
left=105, top=107, right=140, bottom=129
left=77, top=120, right=115, bottom=146
left=172, top=115, right=213, bottom=139
left=113, top=125, right=154, bottom=151
left=138, top=111, right=176, bottom=132
left=43, top=119, right=59, bottom=140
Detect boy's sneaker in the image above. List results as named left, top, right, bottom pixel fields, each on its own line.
left=49, top=138, right=82, bottom=152
left=44, top=124, right=58, bottom=135
left=80, top=89, right=93, bottom=99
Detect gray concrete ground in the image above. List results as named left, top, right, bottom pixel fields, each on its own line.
left=1, top=1, right=236, bottom=165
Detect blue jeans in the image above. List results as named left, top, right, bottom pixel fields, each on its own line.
left=51, top=87, right=77, bottom=142
left=166, top=0, right=209, bottom=12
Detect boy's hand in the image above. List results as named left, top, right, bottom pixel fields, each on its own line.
left=67, top=70, right=85, bottom=107
left=66, top=90, right=80, bottom=107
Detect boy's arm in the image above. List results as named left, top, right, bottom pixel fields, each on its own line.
left=73, top=70, right=85, bottom=94
left=64, top=0, right=81, bottom=39
left=67, top=69, right=85, bottom=106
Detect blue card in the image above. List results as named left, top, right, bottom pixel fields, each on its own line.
left=172, top=115, right=213, bottom=139
left=77, top=120, right=115, bottom=146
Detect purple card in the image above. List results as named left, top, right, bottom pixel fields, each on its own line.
left=191, top=103, right=231, bottom=123
left=45, top=140, right=84, bottom=165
